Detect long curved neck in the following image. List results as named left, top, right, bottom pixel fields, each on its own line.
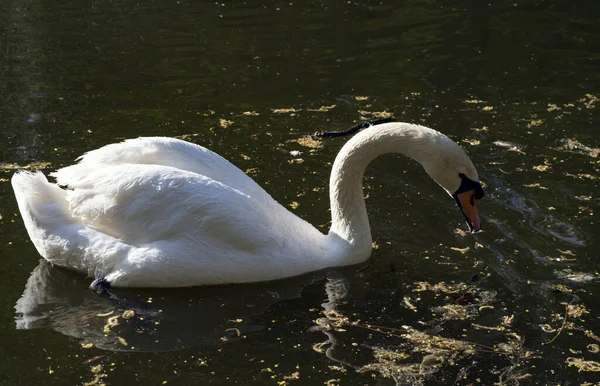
left=327, top=122, right=449, bottom=262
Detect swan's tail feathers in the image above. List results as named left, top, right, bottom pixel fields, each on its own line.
left=11, top=171, right=76, bottom=262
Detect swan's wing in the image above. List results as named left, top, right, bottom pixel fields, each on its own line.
left=52, top=137, right=265, bottom=198
left=59, top=163, right=285, bottom=250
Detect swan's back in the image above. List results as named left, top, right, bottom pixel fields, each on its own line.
left=49, top=137, right=287, bottom=249
left=53, top=137, right=268, bottom=199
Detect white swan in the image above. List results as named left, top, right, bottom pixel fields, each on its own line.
left=12, top=122, right=483, bottom=288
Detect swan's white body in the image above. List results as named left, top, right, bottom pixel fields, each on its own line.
left=12, top=122, right=480, bottom=287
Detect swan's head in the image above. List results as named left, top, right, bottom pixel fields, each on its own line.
left=420, top=137, right=484, bottom=233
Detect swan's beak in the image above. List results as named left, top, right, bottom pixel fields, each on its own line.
left=454, top=190, right=481, bottom=233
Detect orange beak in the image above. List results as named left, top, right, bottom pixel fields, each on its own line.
left=454, top=190, right=481, bottom=232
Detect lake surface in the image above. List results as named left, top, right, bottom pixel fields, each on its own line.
left=1, top=0, right=599, bottom=384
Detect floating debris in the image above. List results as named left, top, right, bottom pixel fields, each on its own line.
left=545, top=253, right=576, bottom=263
left=313, top=289, right=532, bottom=385
left=412, top=281, right=470, bottom=295
left=175, top=133, right=200, bottom=140
left=450, top=246, right=470, bottom=255
left=307, top=104, right=336, bottom=112
left=523, top=183, right=548, bottom=190
left=82, top=363, right=106, bottom=386
left=82, top=375, right=102, bottom=386
left=526, top=119, right=543, bottom=128
left=493, top=140, right=525, bottom=154
left=272, top=108, right=300, bottom=114
left=567, top=304, right=589, bottom=319
left=532, top=164, right=551, bottom=172
left=434, top=304, right=470, bottom=320
left=454, top=228, right=468, bottom=237
left=566, top=357, right=600, bottom=372
left=584, top=330, right=600, bottom=342
left=472, top=323, right=506, bottom=331
left=357, top=110, right=393, bottom=119
left=219, top=119, right=233, bottom=128
left=225, top=328, right=241, bottom=337
left=91, top=364, right=103, bottom=374
left=122, top=310, right=135, bottom=319
left=107, top=316, right=120, bottom=327
left=327, top=365, right=347, bottom=373
left=547, top=103, right=561, bottom=112
left=566, top=173, right=597, bottom=180
left=82, top=355, right=105, bottom=365
left=540, top=324, right=556, bottom=333
left=403, top=297, right=418, bottom=312
left=544, top=283, right=573, bottom=294
left=0, top=161, right=52, bottom=171
left=358, top=346, right=416, bottom=383
left=290, top=136, right=323, bottom=149
left=502, top=314, right=515, bottom=327
left=555, top=270, right=597, bottom=283
left=546, top=305, right=569, bottom=344
left=103, top=315, right=120, bottom=333
left=560, top=138, right=599, bottom=158
left=461, top=139, right=481, bottom=146
left=581, top=93, right=598, bottom=109
left=360, top=327, right=480, bottom=382
left=283, top=371, right=300, bottom=380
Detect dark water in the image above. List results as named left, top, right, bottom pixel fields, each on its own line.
left=1, top=0, right=599, bottom=384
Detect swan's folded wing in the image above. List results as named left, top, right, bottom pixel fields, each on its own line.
left=52, top=137, right=266, bottom=198
left=60, top=164, right=283, bottom=251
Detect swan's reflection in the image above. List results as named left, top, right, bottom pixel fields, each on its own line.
left=15, top=260, right=310, bottom=352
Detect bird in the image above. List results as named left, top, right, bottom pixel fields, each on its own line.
left=12, top=121, right=484, bottom=289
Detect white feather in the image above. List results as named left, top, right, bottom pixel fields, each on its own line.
left=12, top=123, right=480, bottom=287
